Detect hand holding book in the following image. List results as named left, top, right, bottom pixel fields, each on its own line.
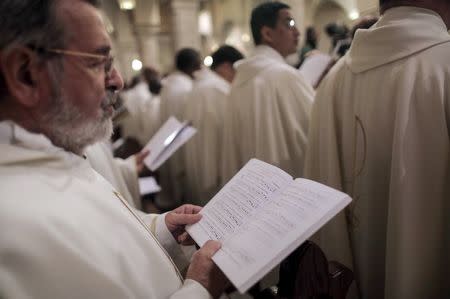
left=186, top=159, right=352, bottom=293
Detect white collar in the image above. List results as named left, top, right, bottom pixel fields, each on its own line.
left=252, top=45, right=286, bottom=64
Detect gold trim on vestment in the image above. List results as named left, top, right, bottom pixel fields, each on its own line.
left=113, top=191, right=184, bottom=283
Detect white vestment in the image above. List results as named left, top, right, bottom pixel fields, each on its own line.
left=221, top=45, right=314, bottom=183
left=158, top=71, right=194, bottom=208
left=160, top=71, right=193, bottom=124
left=85, top=142, right=141, bottom=209
left=304, top=7, right=450, bottom=299
left=0, top=121, right=211, bottom=299
left=119, top=82, right=161, bottom=146
left=183, top=69, right=230, bottom=205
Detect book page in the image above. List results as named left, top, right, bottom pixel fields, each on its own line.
left=143, top=116, right=196, bottom=171
left=149, top=126, right=196, bottom=171
left=214, top=178, right=351, bottom=293
left=186, top=159, right=292, bottom=247
left=138, top=176, right=161, bottom=195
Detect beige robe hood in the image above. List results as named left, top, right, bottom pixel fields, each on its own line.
left=305, top=7, right=450, bottom=299
left=346, top=7, right=450, bottom=73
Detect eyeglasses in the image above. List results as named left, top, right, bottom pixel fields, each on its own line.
left=31, top=47, right=115, bottom=79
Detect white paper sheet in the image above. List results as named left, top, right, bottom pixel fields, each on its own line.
left=138, top=176, right=161, bottom=195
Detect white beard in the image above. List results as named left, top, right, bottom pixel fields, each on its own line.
left=40, top=65, right=115, bottom=155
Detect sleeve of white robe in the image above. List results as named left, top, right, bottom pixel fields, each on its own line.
left=140, top=213, right=213, bottom=298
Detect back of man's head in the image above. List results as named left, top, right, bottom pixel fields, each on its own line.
left=142, top=66, right=162, bottom=95
left=378, top=0, right=450, bottom=27
left=0, top=0, right=100, bottom=100
left=175, top=48, right=201, bottom=77
left=379, top=0, right=443, bottom=13
left=250, top=1, right=290, bottom=45
left=210, top=45, right=244, bottom=70
left=379, top=0, right=415, bottom=11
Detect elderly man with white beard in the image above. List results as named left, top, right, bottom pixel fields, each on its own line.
left=0, top=0, right=228, bottom=298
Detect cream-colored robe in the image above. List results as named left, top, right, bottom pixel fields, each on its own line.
left=221, top=45, right=314, bottom=184
left=85, top=142, right=141, bottom=209
left=119, top=82, right=161, bottom=146
left=160, top=71, right=193, bottom=124
left=158, top=71, right=194, bottom=209
left=184, top=69, right=230, bottom=205
left=0, top=121, right=211, bottom=299
left=304, top=7, right=450, bottom=299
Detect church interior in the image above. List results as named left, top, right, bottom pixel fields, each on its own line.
left=105, top=0, right=379, bottom=80
left=1, top=0, right=449, bottom=298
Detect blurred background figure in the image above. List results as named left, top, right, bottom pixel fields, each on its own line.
left=184, top=45, right=244, bottom=206
left=324, top=22, right=350, bottom=57
left=314, top=15, right=379, bottom=89
left=350, top=15, right=379, bottom=38
left=158, top=48, right=201, bottom=210
left=117, top=66, right=163, bottom=148
left=221, top=1, right=314, bottom=184
left=159, top=48, right=201, bottom=124
left=298, top=26, right=318, bottom=67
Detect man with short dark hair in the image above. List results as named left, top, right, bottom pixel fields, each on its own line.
left=184, top=45, right=244, bottom=205
left=175, top=48, right=202, bottom=80
left=161, top=48, right=201, bottom=123
left=221, top=1, right=314, bottom=183
left=0, top=1, right=227, bottom=298
left=158, top=47, right=202, bottom=210
left=305, top=0, right=450, bottom=298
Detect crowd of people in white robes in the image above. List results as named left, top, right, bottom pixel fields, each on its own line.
left=1, top=0, right=449, bottom=298
left=111, top=1, right=450, bottom=298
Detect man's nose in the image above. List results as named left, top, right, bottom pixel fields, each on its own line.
left=107, top=67, right=124, bottom=92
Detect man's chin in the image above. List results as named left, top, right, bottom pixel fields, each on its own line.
left=61, top=118, right=113, bottom=155
left=95, top=118, right=113, bottom=143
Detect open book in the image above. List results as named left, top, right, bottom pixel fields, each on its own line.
left=143, top=116, right=196, bottom=171
left=186, top=159, right=351, bottom=294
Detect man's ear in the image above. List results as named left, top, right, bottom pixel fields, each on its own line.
left=0, top=47, right=44, bottom=107
left=260, top=26, right=274, bottom=45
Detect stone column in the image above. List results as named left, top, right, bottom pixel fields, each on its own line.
left=134, top=0, right=162, bottom=69
left=171, top=0, right=201, bottom=51
left=136, top=26, right=161, bottom=69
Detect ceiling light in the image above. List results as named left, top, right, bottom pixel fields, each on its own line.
left=204, top=56, right=213, bottom=67
left=118, top=0, right=135, bottom=10
left=198, top=11, right=212, bottom=36
left=349, top=10, right=360, bottom=20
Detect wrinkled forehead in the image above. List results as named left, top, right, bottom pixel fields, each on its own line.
left=55, top=0, right=111, bottom=53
